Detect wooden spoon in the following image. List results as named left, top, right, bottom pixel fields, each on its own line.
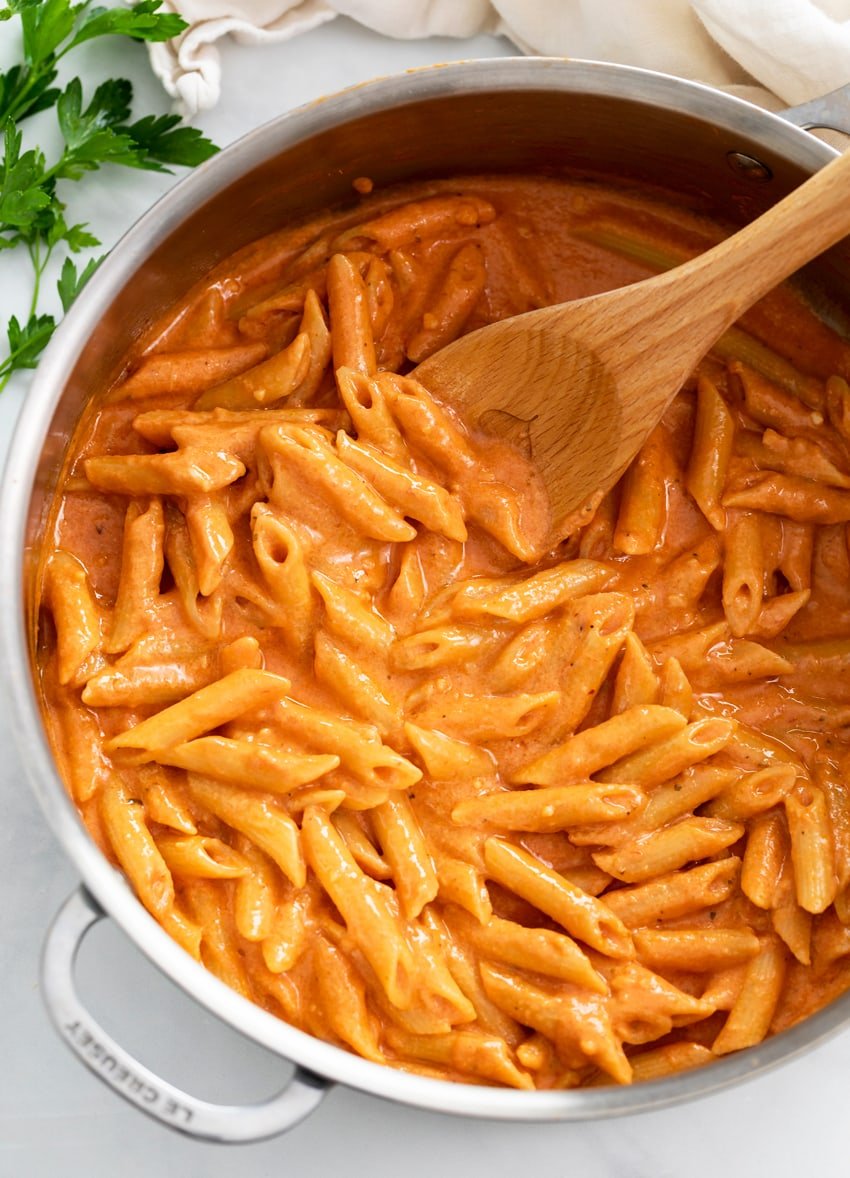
left=414, top=147, right=850, bottom=531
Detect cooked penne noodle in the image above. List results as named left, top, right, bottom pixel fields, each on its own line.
left=407, top=241, right=487, bottom=362
left=314, top=632, right=399, bottom=735
left=163, top=504, right=223, bottom=640
left=194, top=331, right=310, bottom=410
left=613, top=426, right=668, bottom=555
left=771, top=864, right=813, bottom=966
left=704, top=764, right=797, bottom=822
left=593, top=817, right=745, bottom=884
left=431, top=851, right=492, bottom=923
left=107, top=498, right=165, bottom=654
left=335, top=367, right=407, bottom=460
left=654, top=535, right=722, bottom=613
left=815, top=758, right=850, bottom=895
left=785, top=781, right=838, bottom=914
left=109, top=668, right=292, bottom=752
left=596, top=717, right=735, bottom=788
left=628, top=1042, right=715, bottom=1083
left=647, top=621, right=729, bottom=674
left=484, top=838, right=633, bottom=958
left=262, top=423, right=416, bottom=542
left=137, top=766, right=196, bottom=834
left=603, top=858, right=741, bottom=928
left=188, top=774, right=305, bottom=887
left=485, top=619, right=556, bottom=692
left=572, top=763, right=739, bottom=848
left=610, top=633, right=660, bottom=713
left=276, top=697, right=420, bottom=790
left=740, top=810, right=788, bottom=910
left=333, top=194, right=496, bottom=252
left=779, top=518, right=814, bottom=591
left=721, top=339, right=824, bottom=407
left=469, top=559, right=614, bottom=623
left=364, top=255, right=395, bottom=342
left=445, top=905, right=606, bottom=993
left=184, top=495, right=234, bottom=597
left=45, top=550, right=102, bottom=685
left=327, top=252, right=377, bottom=375
left=480, top=963, right=631, bottom=1084
left=686, top=375, right=735, bottom=531
left=402, top=722, right=494, bottom=780
left=154, top=734, right=339, bottom=793
left=452, top=782, right=644, bottom=832
left=313, top=937, right=384, bottom=1063
left=578, top=488, right=618, bottom=560
left=312, top=570, right=395, bottom=653
left=336, top=431, right=467, bottom=541
left=749, top=589, right=811, bottom=639
left=383, top=375, right=476, bottom=476
left=712, top=937, right=787, bottom=1055
left=634, top=928, right=760, bottom=972
left=262, top=892, right=310, bottom=974
left=724, top=472, right=850, bottom=524
left=85, top=448, right=245, bottom=497
left=135, top=404, right=345, bottom=453
left=549, top=593, right=634, bottom=739
left=156, top=833, right=248, bottom=879
left=607, top=960, right=714, bottom=1044
left=371, top=794, right=438, bottom=918
left=657, top=657, right=694, bottom=716
left=301, top=804, right=413, bottom=1008
left=233, top=837, right=280, bottom=941
left=722, top=511, right=765, bottom=637
left=736, top=426, right=850, bottom=489
left=385, top=1025, right=531, bottom=1089
left=114, top=343, right=267, bottom=400
left=515, top=704, right=686, bottom=785
left=390, top=622, right=503, bottom=672
left=408, top=690, right=561, bottom=743
left=812, top=909, right=850, bottom=972
left=99, top=780, right=174, bottom=919
left=251, top=502, right=315, bottom=655
left=182, top=878, right=253, bottom=999
left=334, top=810, right=392, bottom=879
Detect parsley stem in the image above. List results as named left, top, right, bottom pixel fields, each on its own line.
left=28, top=237, right=42, bottom=319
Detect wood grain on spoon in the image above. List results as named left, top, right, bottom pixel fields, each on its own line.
left=414, top=147, right=850, bottom=534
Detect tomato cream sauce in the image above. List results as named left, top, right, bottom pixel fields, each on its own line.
left=36, top=174, right=850, bottom=1086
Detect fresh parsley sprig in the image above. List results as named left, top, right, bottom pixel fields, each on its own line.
left=0, top=0, right=219, bottom=393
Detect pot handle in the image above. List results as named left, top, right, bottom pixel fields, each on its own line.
left=40, top=886, right=330, bottom=1142
left=781, top=83, right=850, bottom=136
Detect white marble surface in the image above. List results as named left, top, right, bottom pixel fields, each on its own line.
left=2, top=17, right=850, bottom=1178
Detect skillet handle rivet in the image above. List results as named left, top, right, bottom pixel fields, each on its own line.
left=726, top=151, right=773, bottom=181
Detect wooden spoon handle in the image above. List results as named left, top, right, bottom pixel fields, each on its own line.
left=632, top=147, right=850, bottom=334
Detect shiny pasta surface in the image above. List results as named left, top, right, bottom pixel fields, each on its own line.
left=37, top=174, right=850, bottom=1090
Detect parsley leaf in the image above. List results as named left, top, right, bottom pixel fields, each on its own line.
left=57, top=253, right=102, bottom=312
left=2, top=311, right=56, bottom=377
left=121, top=113, right=219, bottom=169
left=55, top=77, right=141, bottom=177
left=67, top=2, right=188, bottom=50
left=0, top=122, right=49, bottom=231
left=18, top=0, right=78, bottom=67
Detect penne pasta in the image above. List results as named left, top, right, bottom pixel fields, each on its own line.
left=484, top=838, right=633, bottom=958
left=188, top=774, right=305, bottom=888
left=41, top=170, right=850, bottom=1092
left=686, top=376, right=735, bottom=531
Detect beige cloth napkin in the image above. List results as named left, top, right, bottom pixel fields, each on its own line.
left=148, top=0, right=850, bottom=118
